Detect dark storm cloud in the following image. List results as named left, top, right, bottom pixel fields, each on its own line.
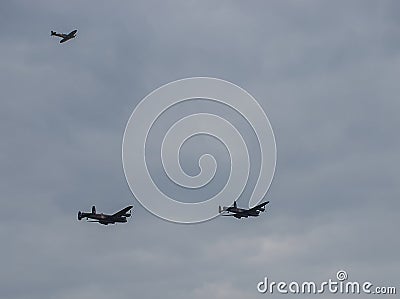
left=0, top=1, right=399, bottom=298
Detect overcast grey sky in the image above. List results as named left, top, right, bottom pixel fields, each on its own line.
left=1, top=1, right=399, bottom=298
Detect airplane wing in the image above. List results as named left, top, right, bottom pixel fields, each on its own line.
left=68, top=29, right=77, bottom=37
left=60, top=38, right=69, bottom=43
left=111, top=206, right=133, bottom=217
left=248, top=201, right=269, bottom=212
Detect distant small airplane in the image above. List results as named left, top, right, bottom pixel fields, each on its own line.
left=51, top=29, right=77, bottom=43
left=219, top=201, right=269, bottom=219
left=78, top=205, right=133, bottom=225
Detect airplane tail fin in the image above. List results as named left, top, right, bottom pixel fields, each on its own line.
left=51, top=31, right=56, bottom=36
left=92, top=206, right=96, bottom=214
left=78, top=211, right=82, bottom=220
left=233, top=201, right=237, bottom=208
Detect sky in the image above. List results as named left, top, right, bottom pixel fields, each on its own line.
left=0, top=1, right=399, bottom=298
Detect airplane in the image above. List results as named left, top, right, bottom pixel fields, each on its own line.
left=78, top=205, right=133, bottom=225
left=219, top=201, right=269, bottom=219
left=51, top=29, right=77, bottom=43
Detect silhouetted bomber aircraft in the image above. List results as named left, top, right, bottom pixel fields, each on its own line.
left=219, top=201, right=269, bottom=219
left=51, top=29, right=77, bottom=43
left=78, top=205, right=133, bottom=225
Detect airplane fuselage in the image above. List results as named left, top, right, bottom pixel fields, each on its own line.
left=51, top=30, right=77, bottom=43
left=226, top=207, right=260, bottom=217
left=86, top=213, right=127, bottom=224
left=78, top=210, right=131, bottom=225
left=219, top=201, right=269, bottom=219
